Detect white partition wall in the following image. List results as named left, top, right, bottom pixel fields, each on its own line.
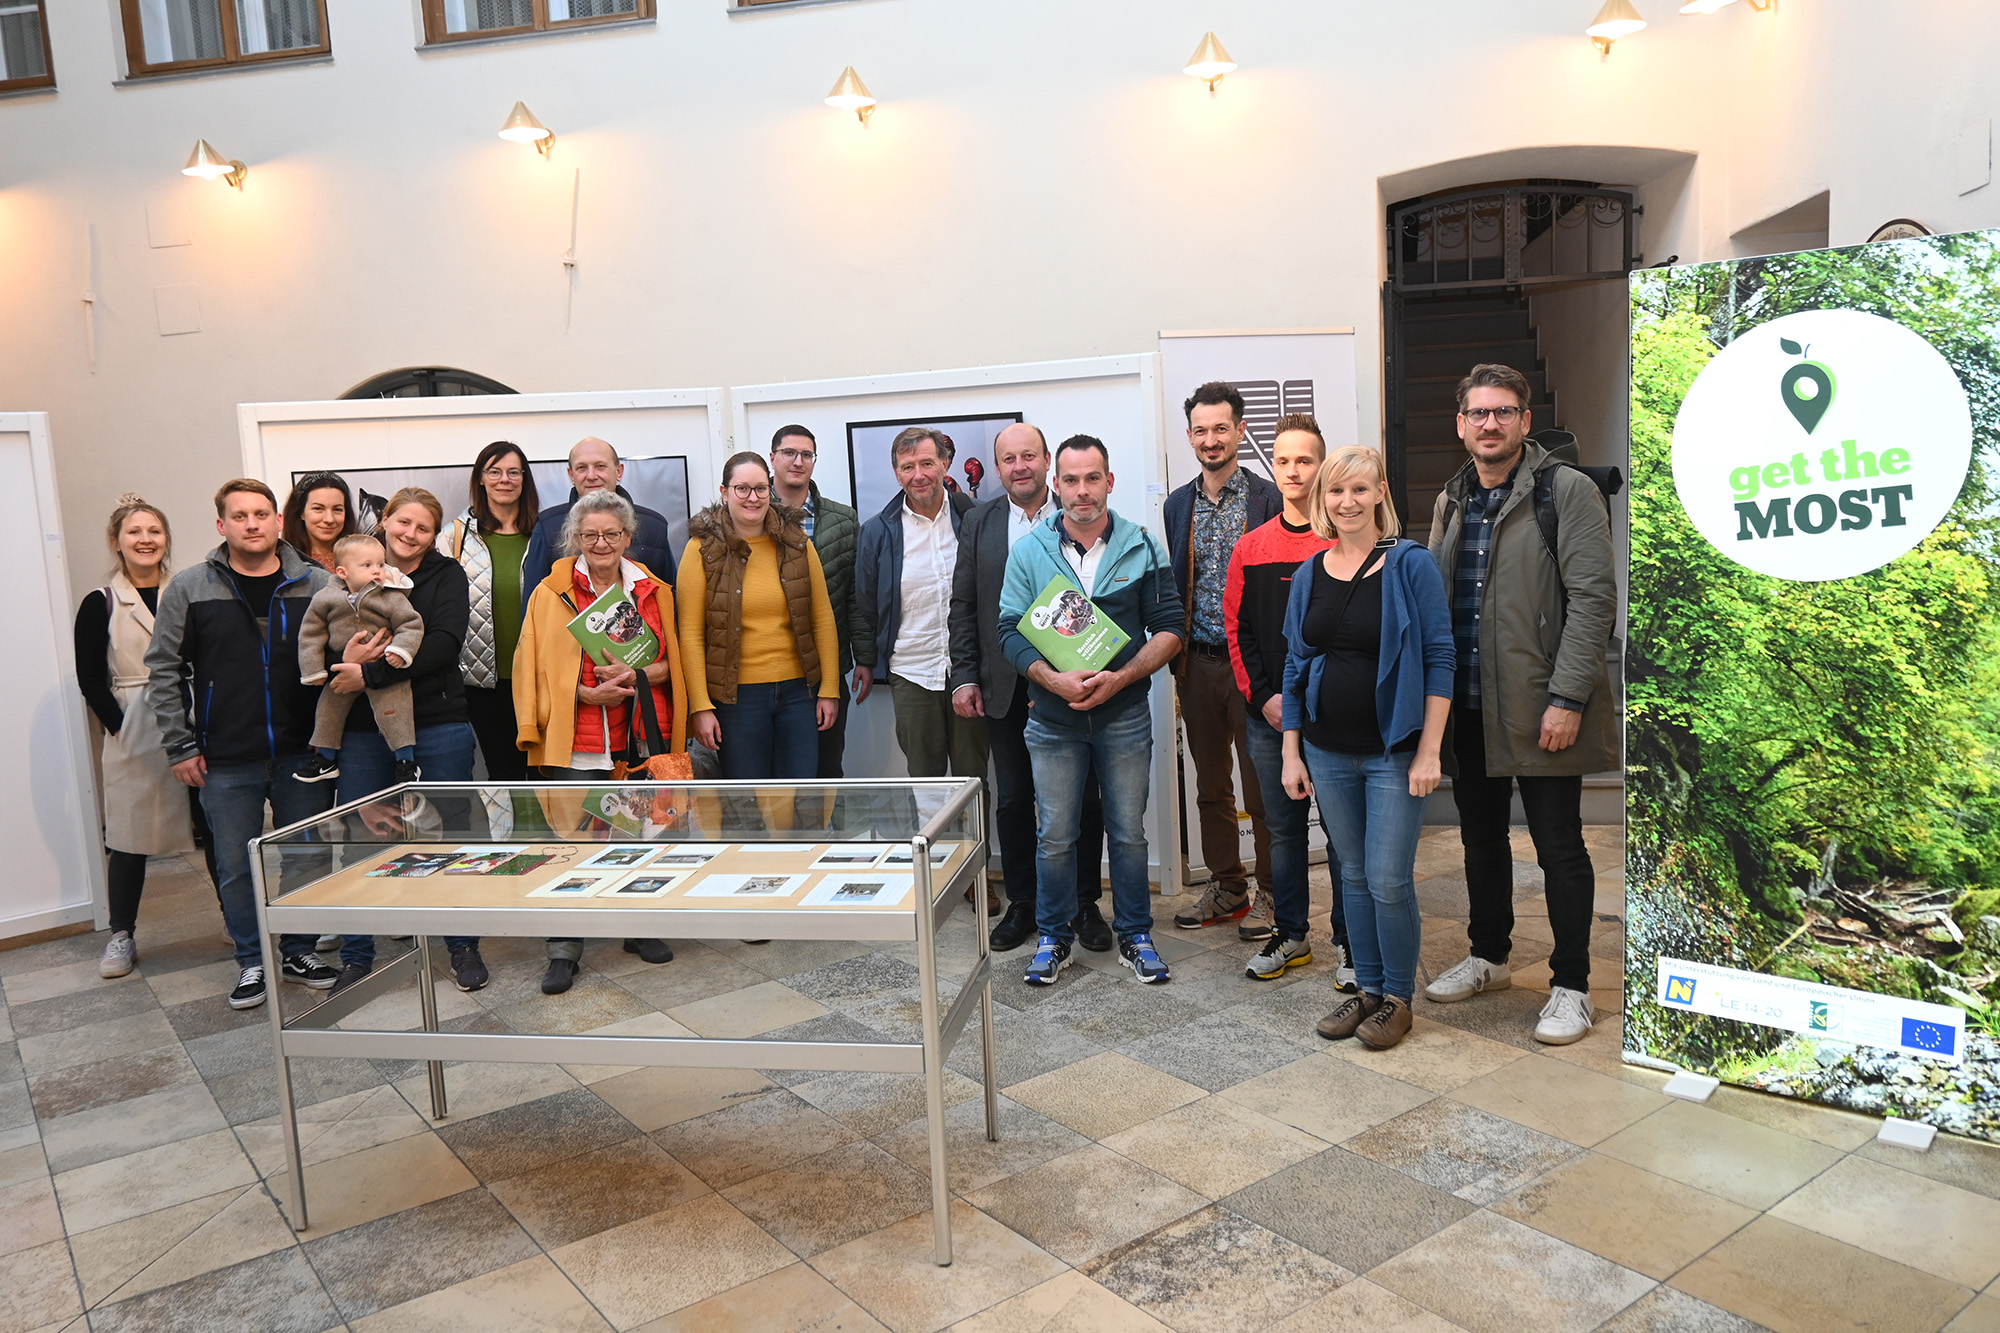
left=0, top=414, right=106, bottom=940
left=733, top=354, right=1183, bottom=893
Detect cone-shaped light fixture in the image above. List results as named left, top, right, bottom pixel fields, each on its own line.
left=1183, top=32, right=1236, bottom=94
left=1586, top=0, right=1647, bottom=54
left=825, top=67, right=875, bottom=124
left=498, top=101, right=555, bottom=156
left=182, top=139, right=247, bottom=189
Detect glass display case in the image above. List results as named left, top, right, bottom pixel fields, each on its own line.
left=251, top=778, right=991, bottom=1264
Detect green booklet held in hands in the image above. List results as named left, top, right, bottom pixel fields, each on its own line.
left=567, top=583, right=660, bottom=670
left=1016, top=575, right=1131, bottom=674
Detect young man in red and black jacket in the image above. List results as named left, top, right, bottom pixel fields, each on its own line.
left=1222, top=414, right=1353, bottom=989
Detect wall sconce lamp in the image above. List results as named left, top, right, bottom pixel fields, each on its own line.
left=1586, top=0, right=1647, bottom=56
left=825, top=67, right=876, bottom=125
left=1183, top=32, right=1236, bottom=95
left=182, top=139, right=247, bottom=190
left=498, top=102, right=555, bottom=157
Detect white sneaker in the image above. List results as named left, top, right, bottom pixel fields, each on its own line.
left=1424, top=955, right=1511, bottom=1003
left=1330, top=941, right=1358, bottom=994
left=1535, top=986, right=1595, bottom=1044
left=99, top=931, right=137, bottom=978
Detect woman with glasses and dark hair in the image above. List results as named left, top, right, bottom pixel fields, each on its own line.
left=678, top=452, right=839, bottom=783
left=443, top=441, right=541, bottom=781
left=282, top=473, right=357, bottom=573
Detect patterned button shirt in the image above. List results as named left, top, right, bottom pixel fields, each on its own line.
left=1189, top=469, right=1250, bottom=647
left=1452, top=466, right=1516, bottom=707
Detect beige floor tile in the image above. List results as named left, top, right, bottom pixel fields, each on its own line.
left=559, top=1011, right=702, bottom=1084
left=1532, top=1023, right=1674, bottom=1089
left=965, top=1145, right=1206, bottom=1267
left=337, top=979, right=488, bottom=1033
left=1945, top=1294, right=2000, bottom=1332
left=1217, top=1054, right=1433, bottom=1144
left=99, top=1184, right=297, bottom=1305
left=1102, top=1096, right=1326, bottom=1198
left=812, top=1199, right=1067, bottom=1333
left=0, top=1239, right=81, bottom=1332
left=1594, top=1099, right=1842, bottom=1210
left=871, top=1095, right=1090, bottom=1197
left=1002, top=1053, right=1205, bottom=1140
left=1674, top=1215, right=1974, bottom=1333
left=1490, top=1151, right=1757, bottom=1279
left=550, top=1192, right=794, bottom=1329
left=1320, top=1014, right=1530, bottom=1093
left=1705, top=1084, right=1883, bottom=1150
left=791, top=1068, right=984, bottom=1138
left=593, top=1065, right=774, bottom=1134
left=1769, top=1154, right=2000, bottom=1289
left=53, top=1125, right=256, bottom=1234
left=633, top=1261, right=888, bottom=1333
left=350, top=1253, right=614, bottom=1332
left=39, top=1081, right=227, bottom=1175
left=668, top=981, right=827, bottom=1039
left=68, top=1188, right=239, bottom=1305
left=237, top=1084, right=432, bottom=1178
left=491, top=1136, right=711, bottom=1250
left=3, top=957, right=140, bottom=1007
left=1370, top=1211, right=1654, bottom=1333
left=276, top=1131, right=477, bottom=1236
left=1448, top=1053, right=1665, bottom=1146
left=391, top=1059, right=582, bottom=1125
left=144, top=960, right=245, bottom=1009
left=944, top=1270, right=1169, bottom=1332
left=1266, top=1277, right=1466, bottom=1332
left=16, top=1009, right=178, bottom=1077
left=0, top=1141, right=46, bottom=1189
left=0, top=1172, right=63, bottom=1257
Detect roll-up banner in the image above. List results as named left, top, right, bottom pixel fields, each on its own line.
left=1626, top=230, right=1998, bottom=1141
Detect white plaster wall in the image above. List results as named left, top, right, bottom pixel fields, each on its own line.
left=0, top=0, right=1996, bottom=595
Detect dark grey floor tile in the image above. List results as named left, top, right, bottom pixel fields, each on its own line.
left=1222, top=976, right=1354, bottom=1045
left=0, top=1038, right=23, bottom=1084
left=1018, top=979, right=1205, bottom=1048
left=751, top=1011, right=894, bottom=1089
left=434, top=1085, right=636, bottom=1182
left=610, top=949, right=774, bottom=1012
left=489, top=1135, right=709, bottom=1248
left=89, top=1246, right=337, bottom=1333
left=1117, top=1015, right=1315, bottom=1093
left=1598, top=1285, right=1772, bottom=1332
left=1221, top=1146, right=1474, bottom=1273
left=9, top=981, right=160, bottom=1039
left=1409, top=984, right=1553, bottom=1051
left=206, top=1055, right=385, bottom=1126
left=652, top=1088, right=860, bottom=1189
left=28, top=1045, right=201, bottom=1121
left=945, top=1002, right=1104, bottom=1089
left=304, top=1187, right=539, bottom=1321
left=782, top=953, right=924, bottom=1012
left=1085, top=1205, right=1349, bottom=1327
left=0, top=1076, right=30, bottom=1131
left=989, top=958, right=1111, bottom=1012
left=721, top=1140, right=931, bottom=1256
left=367, top=1009, right=515, bottom=1083
left=164, top=995, right=267, bottom=1046
left=1344, top=1098, right=1578, bottom=1203
left=182, top=1023, right=270, bottom=1083
left=0, top=930, right=105, bottom=977
left=133, top=934, right=236, bottom=978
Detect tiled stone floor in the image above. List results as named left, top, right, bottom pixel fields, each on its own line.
left=4, top=825, right=1999, bottom=1332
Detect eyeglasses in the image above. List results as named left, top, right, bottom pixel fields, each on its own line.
left=580, top=530, right=627, bottom=547
left=773, top=447, right=816, bottom=463
left=482, top=467, right=525, bottom=481
left=730, top=484, right=771, bottom=499
left=1461, top=406, right=1524, bottom=424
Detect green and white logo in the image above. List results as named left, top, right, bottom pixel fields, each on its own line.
left=1669, top=309, right=1972, bottom=582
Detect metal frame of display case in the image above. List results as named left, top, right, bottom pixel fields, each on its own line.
left=251, top=778, right=993, bottom=1265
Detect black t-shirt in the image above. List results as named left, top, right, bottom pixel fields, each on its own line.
left=228, top=567, right=285, bottom=636
left=1301, top=559, right=1416, bottom=756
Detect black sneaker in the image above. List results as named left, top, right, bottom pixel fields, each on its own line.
left=327, top=963, right=372, bottom=997
left=450, top=945, right=489, bottom=992
left=393, top=760, right=422, bottom=784
left=228, top=965, right=268, bottom=1010
left=542, top=958, right=579, bottom=994
left=623, top=938, right=673, bottom=964
left=280, top=953, right=338, bottom=989
left=293, top=754, right=340, bottom=784
left=1071, top=900, right=1113, bottom=952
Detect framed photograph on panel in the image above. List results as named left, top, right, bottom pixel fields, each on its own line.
left=845, top=412, right=1022, bottom=518
left=295, top=456, right=691, bottom=542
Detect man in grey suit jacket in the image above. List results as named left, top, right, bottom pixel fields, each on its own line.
left=949, top=424, right=1108, bottom=953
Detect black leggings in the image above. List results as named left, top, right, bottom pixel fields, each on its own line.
left=107, top=849, right=147, bottom=935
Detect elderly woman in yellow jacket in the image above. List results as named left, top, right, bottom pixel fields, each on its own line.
left=513, top=489, right=688, bottom=993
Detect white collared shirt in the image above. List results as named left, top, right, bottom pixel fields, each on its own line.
left=1060, top=522, right=1109, bottom=598
left=891, top=499, right=957, bottom=690
left=1007, top=491, right=1050, bottom=551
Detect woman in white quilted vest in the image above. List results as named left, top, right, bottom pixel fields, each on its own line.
left=74, top=495, right=200, bottom=979
left=444, top=441, right=540, bottom=781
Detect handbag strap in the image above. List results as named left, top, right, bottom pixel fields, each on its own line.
left=627, top=671, right=669, bottom=763
left=1320, top=540, right=1392, bottom=644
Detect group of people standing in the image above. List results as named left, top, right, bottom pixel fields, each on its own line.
left=76, top=359, right=1614, bottom=1054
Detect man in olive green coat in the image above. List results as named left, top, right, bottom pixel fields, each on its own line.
left=1425, top=364, right=1619, bottom=1048
left=770, top=425, right=860, bottom=776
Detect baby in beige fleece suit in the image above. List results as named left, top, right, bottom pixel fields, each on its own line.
left=295, top=534, right=426, bottom=784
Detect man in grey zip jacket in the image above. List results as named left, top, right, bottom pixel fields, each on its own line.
left=146, top=479, right=340, bottom=1010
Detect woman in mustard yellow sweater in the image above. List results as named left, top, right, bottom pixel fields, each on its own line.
left=679, top=452, right=840, bottom=779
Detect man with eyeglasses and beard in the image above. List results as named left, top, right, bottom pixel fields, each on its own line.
left=768, top=425, right=860, bottom=778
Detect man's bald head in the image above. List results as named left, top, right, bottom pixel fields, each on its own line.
left=569, top=437, right=622, bottom=493
left=993, top=423, right=1051, bottom=507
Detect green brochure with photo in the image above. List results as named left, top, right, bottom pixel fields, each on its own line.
left=1015, top=575, right=1130, bottom=674
left=567, top=583, right=660, bottom=670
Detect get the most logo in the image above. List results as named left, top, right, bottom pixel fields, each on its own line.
left=1670, top=309, right=1972, bottom=582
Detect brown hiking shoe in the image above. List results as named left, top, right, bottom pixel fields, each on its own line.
left=1315, top=991, right=1382, bottom=1041
left=1174, top=882, right=1249, bottom=929
left=1355, top=995, right=1413, bottom=1049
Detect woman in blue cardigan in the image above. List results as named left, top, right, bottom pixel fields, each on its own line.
left=1279, top=446, right=1454, bottom=1051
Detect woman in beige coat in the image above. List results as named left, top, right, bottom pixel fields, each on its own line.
left=74, top=495, right=199, bottom=978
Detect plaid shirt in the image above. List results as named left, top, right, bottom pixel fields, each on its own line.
left=1189, top=469, right=1250, bottom=647
left=1452, top=466, right=1516, bottom=706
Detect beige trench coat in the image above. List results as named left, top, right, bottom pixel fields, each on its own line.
left=99, top=574, right=196, bottom=855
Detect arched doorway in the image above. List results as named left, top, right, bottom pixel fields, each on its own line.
left=340, top=367, right=518, bottom=399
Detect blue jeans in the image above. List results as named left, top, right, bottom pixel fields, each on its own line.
left=1245, top=714, right=1345, bottom=944
left=1027, top=701, right=1154, bottom=943
left=337, top=722, right=480, bottom=964
left=715, top=678, right=819, bottom=780
left=1301, top=744, right=1424, bottom=1000
left=200, top=754, right=335, bottom=970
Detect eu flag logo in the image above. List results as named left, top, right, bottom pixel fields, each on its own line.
left=1901, top=1018, right=1957, bottom=1056
left=1664, top=976, right=1697, bottom=1005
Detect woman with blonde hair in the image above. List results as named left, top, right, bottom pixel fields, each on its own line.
left=1280, top=446, right=1454, bottom=1051
left=75, top=494, right=198, bottom=978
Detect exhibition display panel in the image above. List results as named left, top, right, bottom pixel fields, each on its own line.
left=251, top=779, right=993, bottom=1263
